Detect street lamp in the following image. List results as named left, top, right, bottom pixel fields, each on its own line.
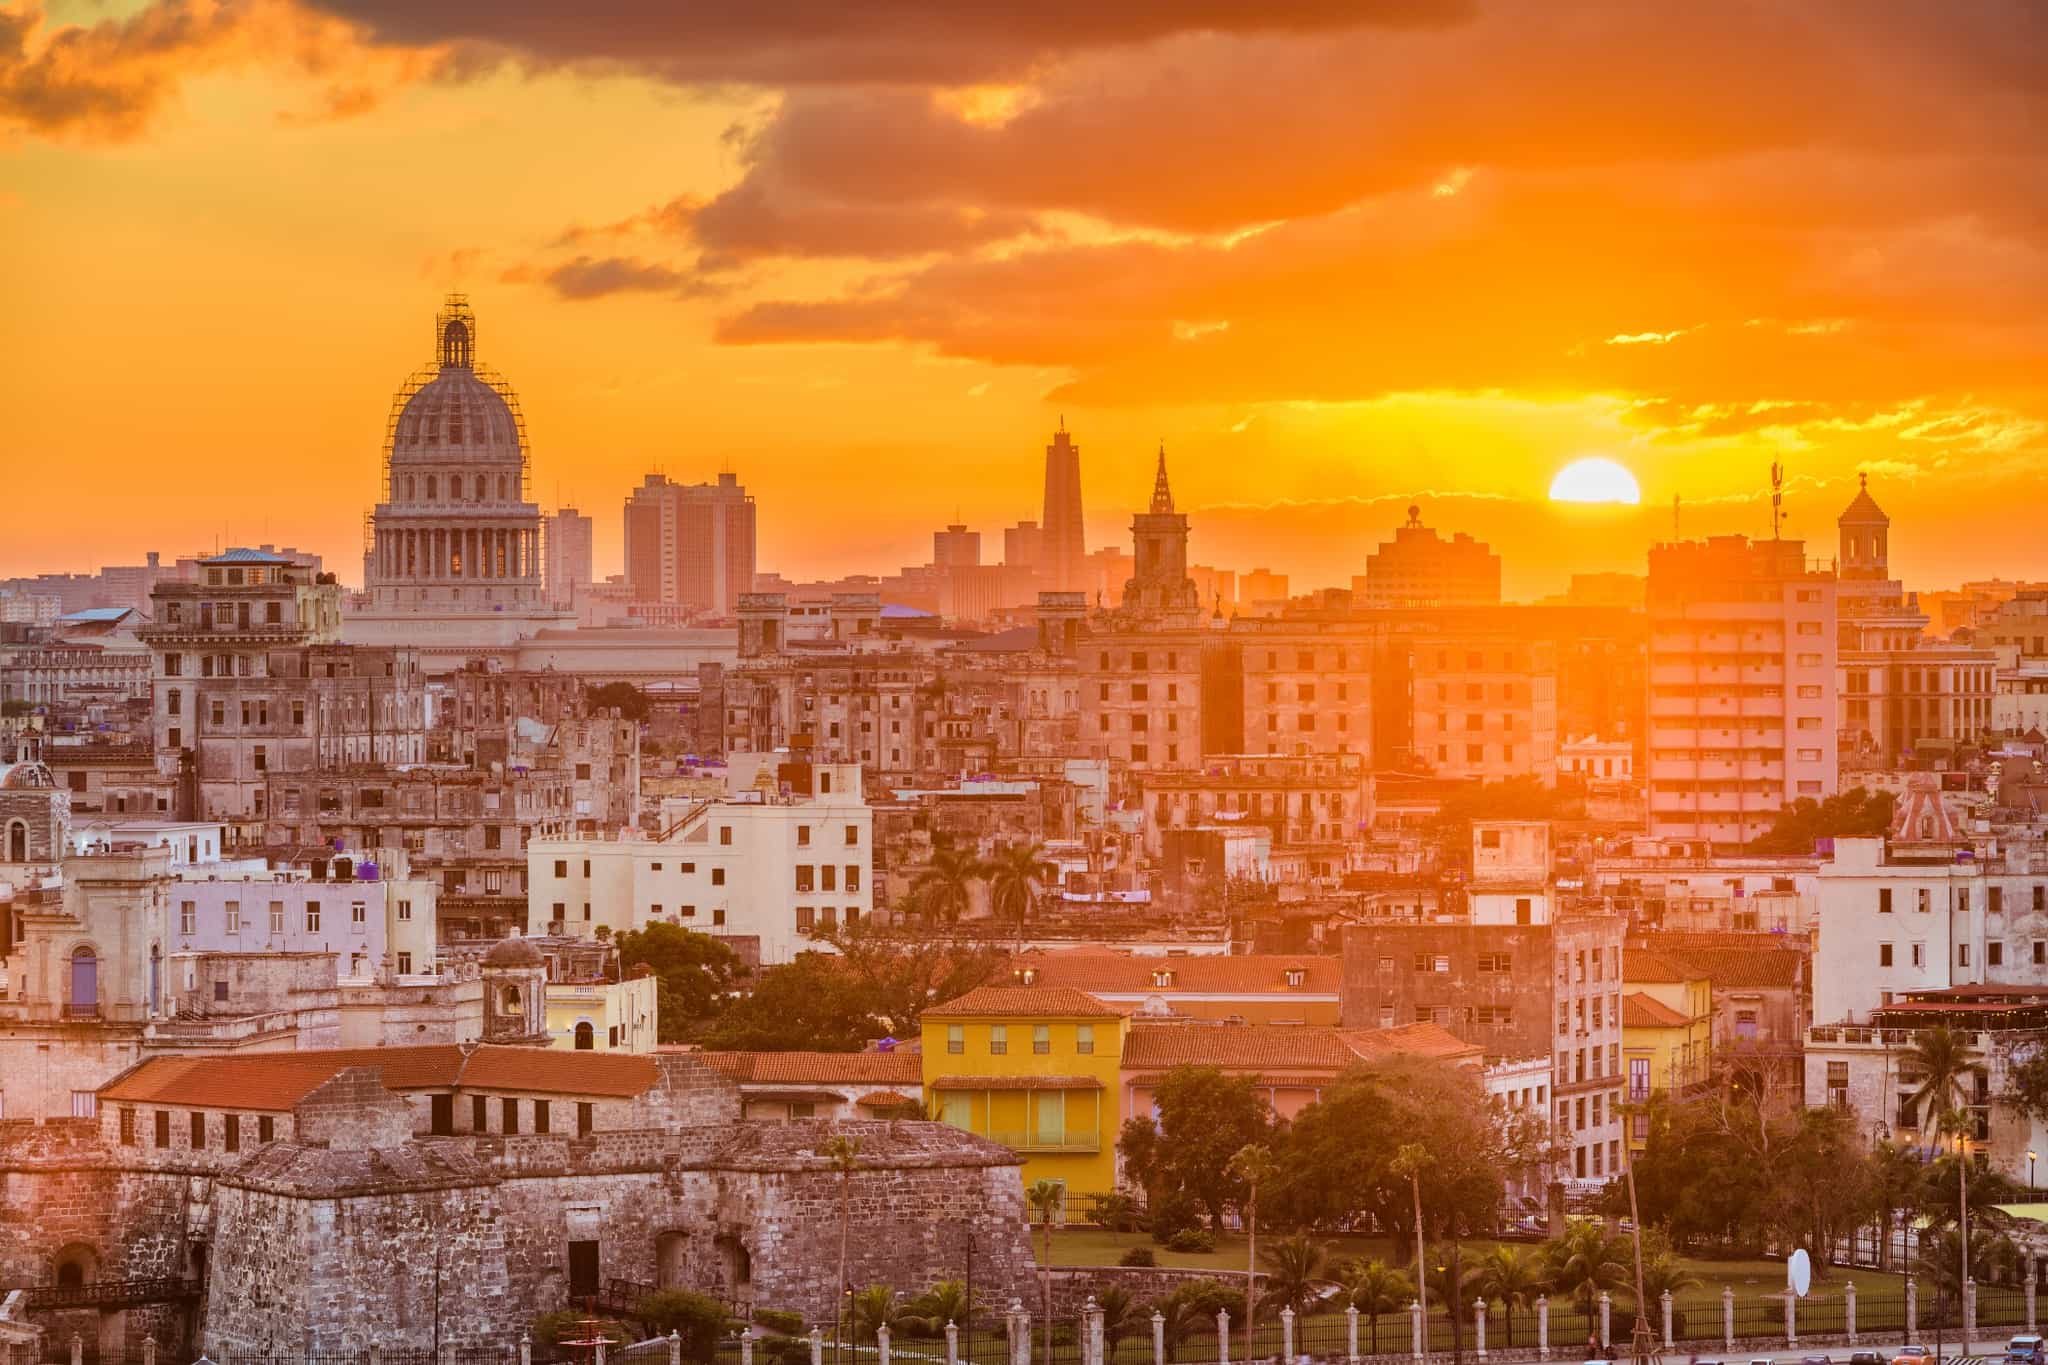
left=2030, top=1149, right=2039, bottom=1195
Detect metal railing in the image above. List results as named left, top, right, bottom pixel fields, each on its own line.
left=21, top=1276, right=197, bottom=1310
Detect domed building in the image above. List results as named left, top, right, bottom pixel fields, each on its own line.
left=348, top=296, right=572, bottom=662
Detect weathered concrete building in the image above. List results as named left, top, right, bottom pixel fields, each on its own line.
left=0, top=1047, right=1031, bottom=1358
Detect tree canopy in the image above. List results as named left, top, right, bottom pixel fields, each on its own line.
left=611, top=922, right=742, bottom=1043
left=1745, top=787, right=1895, bottom=853
left=585, top=680, right=651, bottom=722
left=1118, top=1065, right=1278, bottom=1228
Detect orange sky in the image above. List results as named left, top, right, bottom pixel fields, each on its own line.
left=3, top=0, right=2045, bottom=599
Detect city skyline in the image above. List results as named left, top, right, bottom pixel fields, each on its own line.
left=5, top=2, right=2044, bottom=594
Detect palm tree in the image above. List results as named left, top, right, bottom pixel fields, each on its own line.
left=1425, top=1250, right=1474, bottom=1325
left=1637, top=1255, right=1700, bottom=1310
left=913, top=844, right=983, bottom=926
left=850, top=1285, right=900, bottom=1343
left=1227, top=1143, right=1278, bottom=1342
left=1905, top=1027, right=1980, bottom=1148
left=824, top=1134, right=863, bottom=1365
left=1871, top=1140, right=1925, bottom=1270
left=1335, top=1259, right=1412, bottom=1355
left=1544, top=1221, right=1630, bottom=1318
left=985, top=841, right=1052, bottom=951
left=1155, top=1294, right=1204, bottom=1364
left=902, top=1280, right=971, bottom=1337
left=1097, top=1286, right=1140, bottom=1364
left=1390, top=1144, right=1433, bottom=1325
left=1469, top=1246, right=1546, bottom=1347
left=1259, top=1234, right=1327, bottom=1317
left=1026, top=1179, right=1065, bottom=1365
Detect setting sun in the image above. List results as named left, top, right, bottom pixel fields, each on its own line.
left=1549, top=457, right=1643, bottom=505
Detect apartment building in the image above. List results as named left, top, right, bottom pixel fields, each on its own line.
left=1410, top=632, right=1559, bottom=784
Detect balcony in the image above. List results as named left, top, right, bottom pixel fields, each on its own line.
left=22, top=1277, right=198, bottom=1311
left=62, top=1002, right=100, bottom=1019
left=986, top=1131, right=1101, bottom=1154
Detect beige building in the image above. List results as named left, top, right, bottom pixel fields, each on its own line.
left=1646, top=534, right=1838, bottom=850
left=1411, top=632, right=1558, bottom=784
left=1359, top=506, right=1502, bottom=610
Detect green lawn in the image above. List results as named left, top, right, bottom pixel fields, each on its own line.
left=1046, top=1229, right=1906, bottom=1300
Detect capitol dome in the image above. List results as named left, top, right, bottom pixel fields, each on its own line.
left=391, top=367, right=521, bottom=464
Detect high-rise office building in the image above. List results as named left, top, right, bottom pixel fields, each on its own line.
left=932, top=523, right=981, bottom=569
left=1041, top=421, right=1086, bottom=593
left=1360, top=506, right=1502, bottom=609
left=622, top=472, right=757, bottom=617
left=544, top=507, right=594, bottom=609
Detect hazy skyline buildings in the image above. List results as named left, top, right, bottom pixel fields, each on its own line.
left=623, top=470, right=758, bottom=617
left=544, top=507, right=594, bottom=609
left=1041, top=422, right=1087, bottom=595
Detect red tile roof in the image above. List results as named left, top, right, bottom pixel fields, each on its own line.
left=1622, top=992, right=1692, bottom=1029
left=698, top=1051, right=922, bottom=1085
left=923, top=985, right=1124, bottom=1019
left=1010, top=951, right=1342, bottom=996
left=1121, top=1021, right=1481, bottom=1072
left=855, top=1090, right=922, bottom=1109
left=98, top=1045, right=661, bottom=1112
left=1623, top=949, right=1696, bottom=984
left=929, top=1074, right=1104, bottom=1091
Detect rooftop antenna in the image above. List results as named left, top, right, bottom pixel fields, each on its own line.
left=1769, top=461, right=1787, bottom=541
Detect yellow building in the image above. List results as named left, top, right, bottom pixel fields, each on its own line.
left=921, top=985, right=1127, bottom=1209
left=544, top=971, right=659, bottom=1053
left=1622, top=949, right=1715, bottom=1151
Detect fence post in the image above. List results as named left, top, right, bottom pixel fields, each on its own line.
left=70, top=1335, right=82, bottom=1365
left=947, top=1321, right=960, bottom=1365
left=1282, top=1307, right=1296, bottom=1363
left=742, top=1330, right=755, bottom=1365
left=1907, top=1279, right=1918, bottom=1339
left=1411, top=1300, right=1423, bottom=1361
left=1599, top=1293, right=1611, bottom=1352
left=1014, top=1303, right=1032, bottom=1365
left=1087, top=1298, right=1104, bottom=1365
left=1846, top=1281, right=1857, bottom=1345
left=1152, top=1310, right=1166, bottom=1365
left=143, top=1337, right=157, bottom=1365
left=1473, top=1298, right=1486, bottom=1360
left=1536, top=1295, right=1549, bottom=1360
left=1660, top=1290, right=1673, bottom=1351
left=878, top=1323, right=892, bottom=1365
left=371, top=1344, right=382, bottom=1365
left=522, top=1333, right=533, bottom=1365
left=1347, top=1305, right=1359, bottom=1365
left=1784, top=1289, right=1795, bottom=1350
left=1216, top=1310, right=1231, bottom=1365
left=1966, top=1279, right=1978, bottom=1342
left=670, top=1330, right=682, bottom=1365
left=1722, top=1287, right=1733, bottom=1352
left=811, top=1327, right=824, bottom=1365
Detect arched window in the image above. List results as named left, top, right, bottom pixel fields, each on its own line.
left=450, top=474, right=463, bottom=500
left=426, top=475, right=438, bottom=500
left=574, top=1021, right=595, bottom=1050
left=405, top=475, right=416, bottom=500
left=500, top=986, right=521, bottom=1012
left=6, top=819, right=25, bottom=862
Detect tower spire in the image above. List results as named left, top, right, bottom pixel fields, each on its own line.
left=1150, top=442, right=1174, bottom=514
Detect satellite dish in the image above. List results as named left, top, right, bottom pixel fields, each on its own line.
left=1788, top=1249, right=1811, bottom=1298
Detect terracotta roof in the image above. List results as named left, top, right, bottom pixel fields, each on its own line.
left=98, top=1045, right=661, bottom=1112
left=929, top=1074, right=1104, bottom=1091
left=699, top=1051, right=923, bottom=1085
left=855, top=1090, right=922, bottom=1109
left=1622, top=992, right=1691, bottom=1029
left=1659, top=947, right=1804, bottom=990
left=1623, top=949, right=1695, bottom=984
left=923, top=985, right=1124, bottom=1019
left=1336, top=1022, right=1484, bottom=1063
left=1010, top=952, right=1342, bottom=996
left=1123, top=1024, right=1364, bottom=1071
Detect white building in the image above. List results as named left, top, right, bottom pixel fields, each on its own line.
left=1558, top=735, right=1633, bottom=781
left=1646, top=534, right=1838, bottom=850
left=527, top=757, right=871, bottom=966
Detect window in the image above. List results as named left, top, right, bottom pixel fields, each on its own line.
left=155, top=1110, right=171, bottom=1147
left=502, top=1098, right=520, bottom=1135
left=946, top=1024, right=964, bottom=1055
left=989, top=1025, right=1008, bottom=1055
left=305, top=903, right=320, bottom=932
left=535, top=1100, right=551, bottom=1134
left=846, top=866, right=861, bottom=892
left=1959, top=943, right=1971, bottom=967
left=351, top=901, right=367, bottom=928
left=1991, top=942, right=2005, bottom=967
left=1076, top=1025, right=1095, bottom=1055
left=1879, top=888, right=1893, bottom=913
left=396, top=952, right=413, bottom=975
left=711, top=868, right=725, bottom=887
left=1879, top=943, right=1893, bottom=967
left=797, top=826, right=811, bottom=847
left=120, top=1108, right=137, bottom=1144
left=180, top=900, right=196, bottom=934
left=795, top=866, right=814, bottom=893
left=1033, top=1025, right=1051, bottom=1055
left=1627, top=1057, right=1650, bottom=1100
left=224, top=900, right=241, bottom=934
left=190, top=1112, right=206, bottom=1149
left=554, top=860, right=568, bottom=878
left=845, top=824, right=860, bottom=846
left=225, top=1114, right=240, bottom=1152
left=796, top=907, right=815, bottom=934
left=578, top=1102, right=594, bottom=1138
left=720, top=826, right=733, bottom=845
left=1911, top=942, right=1926, bottom=968
left=397, top=899, right=412, bottom=921
left=472, top=1096, right=488, bottom=1132
left=1478, top=953, right=1511, bottom=974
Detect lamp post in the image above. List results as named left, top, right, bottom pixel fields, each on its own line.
left=2030, top=1149, right=2038, bottom=1195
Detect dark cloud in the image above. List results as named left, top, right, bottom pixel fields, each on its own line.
left=515, top=254, right=718, bottom=301
left=300, top=0, right=1474, bottom=86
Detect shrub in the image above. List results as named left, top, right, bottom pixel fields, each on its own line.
left=532, top=1311, right=629, bottom=1353
left=1163, top=1280, right=1245, bottom=1323
left=754, top=1309, right=806, bottom=1337
left=635, top=1289, right=728, bottom=1363
left=1095, top=1191, right=1143, bottom=1233
left=763, top=1338, right=812, bottom=1365
left=1120, top=1247, right=1158, bottom=1268
left=1148, top=1190, right=1205, bottom=1245
left=1166, top=1228, right=1216, bottom=1254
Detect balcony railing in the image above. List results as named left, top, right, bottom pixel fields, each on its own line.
left=22, top=1277, right=197, bottom=1311
left=986, top=1130, right=1101, bottom=1154
left=62, top=1003, right=100, bottom=1019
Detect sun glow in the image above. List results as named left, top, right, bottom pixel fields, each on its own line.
left=1548, top=457, right=1642, bottom=504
